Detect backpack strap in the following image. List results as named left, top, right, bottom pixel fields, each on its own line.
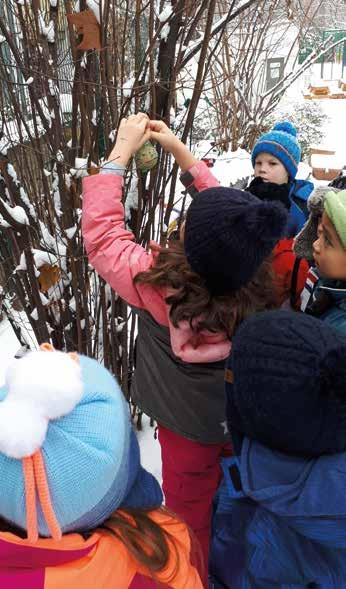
left=290, top=257, right=301, bottom=308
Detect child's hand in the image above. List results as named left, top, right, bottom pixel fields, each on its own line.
left=150, top=120, right=197, bottom=172
left=149, top=120, right=181, bottom=153
left=108, top=113, right=150, bottom=167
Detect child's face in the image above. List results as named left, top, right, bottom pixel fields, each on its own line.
left=312, top=212, right=346, bottom=280
left=254, top=153, right=289, bottom=185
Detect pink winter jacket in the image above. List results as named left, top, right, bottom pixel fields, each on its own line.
left=82, top=162, right=231, bottom=363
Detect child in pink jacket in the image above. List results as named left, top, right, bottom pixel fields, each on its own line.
left=82, top=113, right=287, bottom=584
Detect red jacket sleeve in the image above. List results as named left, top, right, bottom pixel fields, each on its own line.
left=272, top=239, right=309, bottom=308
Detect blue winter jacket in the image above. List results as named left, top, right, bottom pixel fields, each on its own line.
left=304, top=276, right=346, bottom=335
left=287, top=179, right=314, bottom=238
left=210, top=438, right=346, bottom=588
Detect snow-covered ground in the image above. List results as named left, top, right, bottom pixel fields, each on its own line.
left=319, top=99, right=345, bottom=162
left=136, top=414, right=162, bottom=485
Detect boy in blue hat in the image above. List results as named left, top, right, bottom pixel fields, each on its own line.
left=210, top=310, right=346, bottom=589
left=248, top=121, right=314, bottom=307
left=250, top=121, right=313, bottom=234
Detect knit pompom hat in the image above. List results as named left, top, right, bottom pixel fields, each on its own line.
left=324, top=190, right=346, bottom=249
left=251, top=121, right=301, bottom=180
left=184, top=186, right=288, bottom=295
left=294, top=187, right=341, bottom=261
left=226, top=310, right=346, bottom=457
left=0, top=346, right=162, bottom=540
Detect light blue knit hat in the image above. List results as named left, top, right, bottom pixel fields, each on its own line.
left=251, top=121, right=301, bottom=180
left=0, top=348, right=162, bottom=539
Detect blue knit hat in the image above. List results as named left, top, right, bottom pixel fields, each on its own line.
left=0, top=348, right=162, bottom=539
left=251, top=121, right=301, bottom=180
left=184, top=187, right=287, bottom=294
left=226, top=310, right=346, bottom=457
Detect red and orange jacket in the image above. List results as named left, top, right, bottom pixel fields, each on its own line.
left=0, top=511, right=203, bottom=588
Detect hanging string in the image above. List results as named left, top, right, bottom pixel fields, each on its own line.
left=22, top=457, right=38, bottom=543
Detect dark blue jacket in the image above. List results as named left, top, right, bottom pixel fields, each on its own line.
left=303, top=273, right=346, bottom=335
left=315, top=283, right=346, bottom=334
left=210, top=438, right=346, bottom=588
left=287, top=179, right=314, bottom=237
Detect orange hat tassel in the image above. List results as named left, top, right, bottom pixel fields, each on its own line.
left=21, top=342, right=76, bottom=542
left=22, top=457, right=39, bottom=543
left=22, top=450, right=62, bottom=542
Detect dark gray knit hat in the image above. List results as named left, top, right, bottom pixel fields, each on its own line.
left=184, top=186, right=288, bottom=295
left=227, top=310, right=346, bottom=457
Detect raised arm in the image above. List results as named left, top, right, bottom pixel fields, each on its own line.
left=82, top=114, right=164, bottom=314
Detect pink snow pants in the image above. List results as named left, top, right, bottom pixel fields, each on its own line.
left=158, top=425, right=232, bottom=588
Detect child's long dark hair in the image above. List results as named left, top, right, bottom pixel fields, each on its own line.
left=135, top=240, right=277, bottom=337
left=100, top=508, right=183, bottom=579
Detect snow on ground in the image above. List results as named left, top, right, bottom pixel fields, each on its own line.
left=136, top=414, right=162, bottom=485
left=319, top=100, right=346, bottom=163
left=191, top=141, right=252, bottom=185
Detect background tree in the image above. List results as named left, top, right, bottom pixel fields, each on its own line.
left=204, top=0, right=345, bottom=150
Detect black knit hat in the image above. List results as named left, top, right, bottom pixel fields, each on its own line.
left=184, top=187, right=288, bottom=294
left=227, top=310, right=346, bottom=457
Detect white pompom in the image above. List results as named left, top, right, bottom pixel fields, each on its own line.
left=6, top=350, right=83, bottom=419
left=0, top=400, right=47, bottom=458
left=0, top=350, right=83, bottom=458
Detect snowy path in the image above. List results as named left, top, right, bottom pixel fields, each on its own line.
left=0, top=319, right=162, bottom=484
left=320, top=100, right=346, bottom=162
